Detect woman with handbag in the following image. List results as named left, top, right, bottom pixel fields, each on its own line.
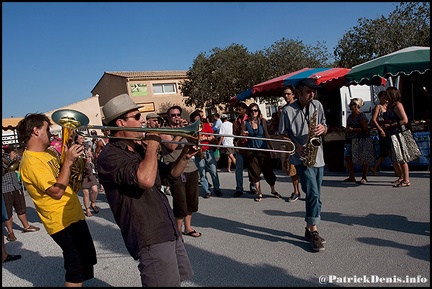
left=343, top=98, right=372, bottom=184
left=381, top=87, right=411, bottom=188
left=370, top=91, right=402, bottom=178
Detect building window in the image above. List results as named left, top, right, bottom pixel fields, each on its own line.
left=153, top=83, right=176, bottom=94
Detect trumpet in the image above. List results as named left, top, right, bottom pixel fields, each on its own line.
left=75, top=120, right=296, bottom=155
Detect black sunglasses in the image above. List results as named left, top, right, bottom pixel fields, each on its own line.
left=170, top=113, right=181, bottom=117
left=250, top=109, right=259, bottom=112
left=123, top=113, right=142, bottom=121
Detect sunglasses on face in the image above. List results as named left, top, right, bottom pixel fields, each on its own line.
left=170, top=113, right=181, bottom=117
left=250, top=109, right=259, bottom=112
left=123, top=113, right=142, bottom=121
left=149, top=119, right=160, bottom=122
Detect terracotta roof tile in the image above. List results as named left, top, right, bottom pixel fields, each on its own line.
left=105, top=70, right=187, bottom=79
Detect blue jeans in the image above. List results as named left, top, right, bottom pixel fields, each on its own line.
left=194, top=149, right=220, bottom=193
left=294, top=165, right=324, bottom=226
left=235, top=152, right=245, bottom=192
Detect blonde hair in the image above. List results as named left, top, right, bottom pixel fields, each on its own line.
left=351, top=98, right=364, bottom=108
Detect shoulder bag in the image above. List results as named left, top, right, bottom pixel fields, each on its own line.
left=390, top=126, right=421, bottom=163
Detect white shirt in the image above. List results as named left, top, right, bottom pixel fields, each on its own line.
left=219, top=120, right=234, bottom=147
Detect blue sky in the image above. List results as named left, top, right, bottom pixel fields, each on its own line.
left=2, top=2, right=399, bottom=118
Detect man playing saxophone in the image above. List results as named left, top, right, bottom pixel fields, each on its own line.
left=16, top=113, right=97, bottom=286
left=278, top=78, right=328, bottom=252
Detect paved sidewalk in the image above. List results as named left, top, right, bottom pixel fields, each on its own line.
left=2, top=169, right=430, bottom=287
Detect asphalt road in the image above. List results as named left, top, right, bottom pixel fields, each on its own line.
left=2, top=168, right=430, bottom=287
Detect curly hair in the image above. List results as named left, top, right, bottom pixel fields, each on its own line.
left=16, top=113, right=51, bottom=147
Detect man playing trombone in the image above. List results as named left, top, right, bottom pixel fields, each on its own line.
left=96, top=95, right=197, bottom=286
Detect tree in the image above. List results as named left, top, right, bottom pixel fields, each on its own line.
left=264, top=38, right=332, bottom=78
left=180, top=44, right=262, bottom=113
left=334, top=2, right=430, bottom=67
left=180, top=40, right=332, bottom=110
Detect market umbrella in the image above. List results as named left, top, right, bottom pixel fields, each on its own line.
left=345, top=46, right=430, bottom=85
left=231, top=67, right=351, bottom=104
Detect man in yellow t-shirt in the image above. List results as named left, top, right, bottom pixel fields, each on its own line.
left=17, top=113, right=97, bottom=287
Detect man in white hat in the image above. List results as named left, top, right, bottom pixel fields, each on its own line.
left=279, top=79, right=327, bottom=252
left=96, top=94, right=198, bottom=286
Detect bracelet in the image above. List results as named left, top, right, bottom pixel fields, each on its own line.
left=54, top=183, right=66, bottom=190
left=144, top=135, right=162, bottom=143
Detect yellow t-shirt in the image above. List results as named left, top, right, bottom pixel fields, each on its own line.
left=19, top=149, right=85, bottom=235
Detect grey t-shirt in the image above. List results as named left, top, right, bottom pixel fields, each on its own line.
left=279, top=99, right=326, bottom=167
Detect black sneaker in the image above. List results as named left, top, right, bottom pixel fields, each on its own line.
left=214, top=190, right=223, bottom=197
left=310, top=231, right=325, bottom=251
left=234, top=191, right=244, bottom=197
left=3, top=254, right=21, bottom=263
left=287, top=192, right=300, bottom=202
left=305, top=228, right=326, bottom=244
left=204, top=192, right=211, bottom=199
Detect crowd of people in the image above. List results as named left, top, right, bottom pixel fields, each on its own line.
left=2, top=83, right=416, bottom=285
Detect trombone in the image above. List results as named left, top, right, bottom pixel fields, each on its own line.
left=74, top=120, right=295, bottom=155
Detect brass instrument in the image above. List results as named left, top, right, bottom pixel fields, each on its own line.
left=303, top=106, right=322, bottom=167
left=52, top=109, right=90, bottom=193
left=75, top=120, right=296, bottom=155
left=76, top=120, right=201, bottom=144
left=2, top=156, right=20, bottom=173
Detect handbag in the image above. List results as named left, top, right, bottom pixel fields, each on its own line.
left=213, top=149, right=221, bottom=162
left=390, top=128, right=422, bottom=163
left=352, top=137, right=375, bottom=165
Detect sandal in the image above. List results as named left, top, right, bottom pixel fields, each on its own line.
left=254, top=194, right=263, bottom=202
left=392, top=178, right=403, bottom=184
left=343, top=178, right=356, bottom=182
left=85, top=208, right=93, bottom=217
left=271, top=192, right=282, bottom=199
left=183, top=230, right=202, bottom=238
left=394, top=180, right=411, bottom=187
left=90, top=202, right=100, bottom=214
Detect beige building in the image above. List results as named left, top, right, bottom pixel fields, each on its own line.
left=91, top=70, right=196, bottom=122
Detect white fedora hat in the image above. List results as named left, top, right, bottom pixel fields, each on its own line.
left=102, top=93, right=143, bottom=124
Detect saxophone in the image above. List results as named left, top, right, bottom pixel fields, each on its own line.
left=303, top=106, right=322, bottom=167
